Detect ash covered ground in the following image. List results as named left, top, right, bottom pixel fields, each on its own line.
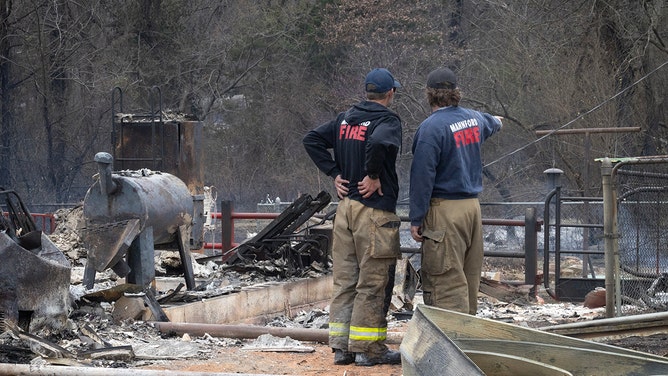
left=0, top=206, right=665, bottom=371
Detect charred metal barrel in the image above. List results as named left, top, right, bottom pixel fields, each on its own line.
left=85, top=152, right=194, bottom=245
left=83, top=152, right=196, bottom=289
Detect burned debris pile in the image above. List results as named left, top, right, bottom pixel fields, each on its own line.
left=4, top=179, right=664, bottom=372
left=0, top=188, right=337, bottom=368
left=0, top=189, right=71, bottom=337
left=217, top=191, right=333, bottom=279
left=0, top=155, right=338, bottom=369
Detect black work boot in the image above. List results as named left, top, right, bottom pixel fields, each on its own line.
left=355, top=349, right=401, bottom=366
left=333, top=348, right=355, bottom=365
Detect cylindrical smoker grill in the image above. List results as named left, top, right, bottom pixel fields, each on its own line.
left=82, top=152, right=196, bottom=289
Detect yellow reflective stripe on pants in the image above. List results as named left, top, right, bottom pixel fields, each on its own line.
left=349, top=326, right=387, bottom=341
left=329, top=322, right=350, bottom=337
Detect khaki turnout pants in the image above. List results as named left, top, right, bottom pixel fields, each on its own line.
left=419, top=197, right=483, bottom=315
left=328, top=198, right=400, bottom=355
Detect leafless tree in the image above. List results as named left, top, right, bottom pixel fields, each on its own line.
left=0, top=0, right=664, bottom=211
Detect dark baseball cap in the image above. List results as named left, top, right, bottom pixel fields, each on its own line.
left=365, top=68, right=401, bottom=93
left=427, top=67, right=457, bottom=89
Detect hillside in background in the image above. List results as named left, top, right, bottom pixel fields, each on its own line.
left=0, top=0, right=664, bottom=211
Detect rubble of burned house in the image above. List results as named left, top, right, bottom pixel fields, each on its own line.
left=0, top=190, right=72, bottom=341
left=1, top=192, right=666, bottom=372
left=0, top=151, right=333, bottom=368
left=0, top=200, right=338, bottom=369
left=2, top=89, right=666, bottom=373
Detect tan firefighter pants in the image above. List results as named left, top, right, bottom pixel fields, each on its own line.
left=328, top=198, right=401, bottom=355
left=419, top=197, right=483, bottom=315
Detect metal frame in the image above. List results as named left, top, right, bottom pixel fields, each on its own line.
left=111, top=86, right=166, bottom=171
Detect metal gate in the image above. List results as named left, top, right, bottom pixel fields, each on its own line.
left=542, top=169, right=606, bottom=302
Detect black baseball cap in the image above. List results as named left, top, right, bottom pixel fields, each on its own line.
left=427, top=67, right=457, bottom=89
left=365, top=68, right=401, bottom=93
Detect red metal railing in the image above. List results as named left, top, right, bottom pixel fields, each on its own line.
left=33, top=213, right=57, bottom=234
left=27, top=202, right=542, bottom=288
left=203, top=201, right=280, bottom=252
left=202, top=202, right=542, bottom=289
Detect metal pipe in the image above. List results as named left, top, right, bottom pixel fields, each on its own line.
left=554, top=184, right=562, bottom=296
left=153, top=322, right=403, bottom=344
left=483, top=251, right=526, bottom=258
left=535, top=126, right=641, bottom=135
left=210, top=206, right=540, bottom=250
left=94, top=152, right=117, bottom=195
left=601, top=157, right=617, bottom=318
left=524, top=207, right=538, bottom=291
left=543, top=188, right=558, bottom=300
left=215, top=211, right=530, bottom=226
left=211, top=211, right=279, bottom=220
left=154, top=322, right=329, bottom=342
left=0, top=364, right=285, bottom=376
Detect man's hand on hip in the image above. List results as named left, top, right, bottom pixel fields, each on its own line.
left=334, top=175, right=350, bottom=199
left=358, top=175, right=382, bottom=199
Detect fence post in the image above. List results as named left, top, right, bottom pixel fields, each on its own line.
left=524, top=207, right=538, bottom=295
left=601, top=158, right=618, bottom=318
left=220, top=200, right=234, bottom=253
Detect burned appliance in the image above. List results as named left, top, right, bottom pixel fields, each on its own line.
left=82, top=152, right=198, bottom=290
left=223, top=191, right=333, bottom=277
left=0, top=189, right=71, bottom=333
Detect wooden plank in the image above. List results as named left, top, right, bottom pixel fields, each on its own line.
left=456, top=339, right=668, bottom=376
left=465, top=350, right=573, bottom=376
left=416, top=304, right=668, bottom=363
left=399, top=305, right=484, bottom=376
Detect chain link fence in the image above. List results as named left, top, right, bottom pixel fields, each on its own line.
left=612, top=157, right=668, bottom=314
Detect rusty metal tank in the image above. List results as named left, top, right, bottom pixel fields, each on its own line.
left=84, top=152, right=194, bottom=244
left=82, top=152, right=196, bottom=289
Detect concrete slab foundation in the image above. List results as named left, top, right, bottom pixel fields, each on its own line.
left=150, top=275, right=333, bottom=325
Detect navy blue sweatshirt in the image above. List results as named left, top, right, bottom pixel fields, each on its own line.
left=409, top=106, right=502, bottom=226
left=303, top=100, right=402, bottom=213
